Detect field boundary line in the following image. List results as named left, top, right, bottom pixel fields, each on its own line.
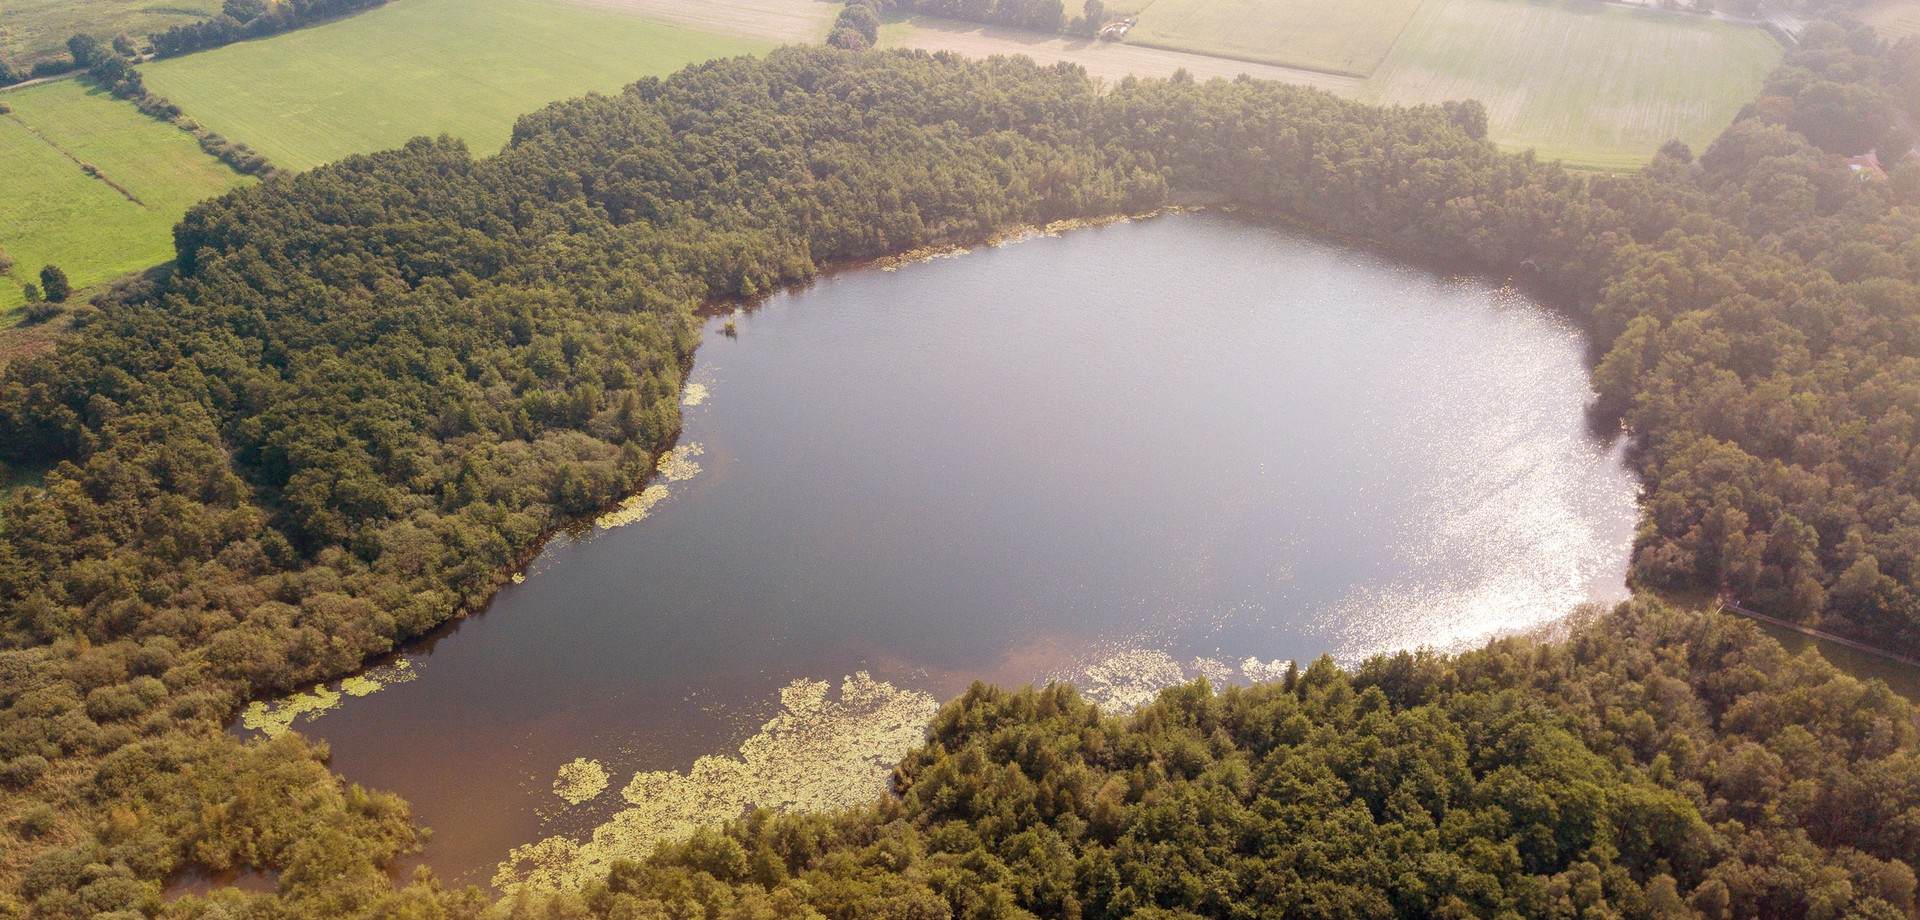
left=1366, top=0, right=1441, bottom=83
left=2, top=111, right=147, bottom=207
left=1716, top=600, right=1920, bottom=669
left=1121, top=36, right=1372, bottom=79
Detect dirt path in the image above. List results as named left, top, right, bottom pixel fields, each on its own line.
left=556, top=0, right=839, bottom=44
left=883, top=17, right=1364, bottom=92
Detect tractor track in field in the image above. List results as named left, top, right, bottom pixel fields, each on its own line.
left=3, top=111, right=146, bottom=207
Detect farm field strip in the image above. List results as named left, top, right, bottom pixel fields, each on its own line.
left=555, top=0, right=838, bottom=44
left=878, top=14, right=1364, bottom=91
left=1361, top=0, right=1781, bottom=169
left=1122, top=0, right=1426, bottom=76
left=1, top=0, right=220, bottom=68
left=0, top=79, right=248, bottom=310
left=1861, top=0, right=1920, bottom=38
left=140, top=0, right=772, bottom=171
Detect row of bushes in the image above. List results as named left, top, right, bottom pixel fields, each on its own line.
left=150, top=0, right=388, bottom=57
left=67, top=36, right=278, bottom=178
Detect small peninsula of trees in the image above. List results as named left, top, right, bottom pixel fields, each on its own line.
left=0, top=19, right=1917, bottom=919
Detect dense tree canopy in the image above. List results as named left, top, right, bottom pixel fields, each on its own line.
left=556, top=601, right=1920, bottom=920
left=0, top=25, right=1916, bottom=919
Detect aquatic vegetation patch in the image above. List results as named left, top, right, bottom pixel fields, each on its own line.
left=1241, top=657, right=1293, bottom=683
left=551, top=759, right=610, bottom=805
left=681, top=383, right=710, bottom=407
left=1060, top=648, right=1191, bottom=711
left=1056, top=648, right=1302, bottom=711
left=239, top=658, right=417, bottom=737
left=496, top=671, right=938, bottom=890
left=594, top=484, right=670, bottom=531
left=655, top=443, right=705, bottom=482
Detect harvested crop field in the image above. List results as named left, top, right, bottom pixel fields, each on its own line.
left=1362, top=0, right=1781, bottom=169
left=1861, top=0, right=1920, bottom=38
left=1124, top=0, right=1426, bottom=76
left=879, top=15, right=1363, bottom=91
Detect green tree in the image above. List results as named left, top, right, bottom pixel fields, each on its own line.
left=38, top=265, right=70, bottom=303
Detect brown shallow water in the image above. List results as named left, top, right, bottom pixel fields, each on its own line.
left=239, top=214, right=1643, bottom=887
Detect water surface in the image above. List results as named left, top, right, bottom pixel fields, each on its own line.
left=269, top=214, right=1640, bottom=884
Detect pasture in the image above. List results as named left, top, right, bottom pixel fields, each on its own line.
left=0, top=79, right=247, bottom=311
left=1362, top=0, right=1781, bottom=170
left=1, top=0, right=220, bottom=69
left=1124, top=0, right=1426, bottom=76
left=139, top=0, right=770, bottom=171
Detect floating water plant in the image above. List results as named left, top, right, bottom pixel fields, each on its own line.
left=496, top=671, right=937, bottom=890
left=594, top=484, right=669, bottom=530
left=240, top=658, right=417, bottom=737
left=654, top=443, right=704, bottom=482
left=551, top=759, right=610, bottom=805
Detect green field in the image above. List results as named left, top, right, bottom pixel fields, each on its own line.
left=141, top=0, right=770, bottom=172
left=1362, top=0, right=1781, bottom=170
left=0, top=78, right=248, bottom=311
left=1126, top=0, right=1425, bottom=75
left=1, top=0, right=220, bottom=69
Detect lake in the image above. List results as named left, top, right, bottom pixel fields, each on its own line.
left=243, top=213, right=1640, bottom=888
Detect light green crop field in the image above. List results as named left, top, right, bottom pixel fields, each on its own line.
left=1125, top=0, right=1426, bottom=76
left=141, top=0, right=770, bottom=172
left=0, top=79, right=248, bottom=311
left=1, top=0, right=220, bottom=69
left=1363, top=0, right=1781, bottom=170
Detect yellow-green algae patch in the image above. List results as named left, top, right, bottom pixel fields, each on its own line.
left=681, top=382, right=709, bottom=407
left=1052, top=648, right=1300, bottom=713
left=655, top=443, right=704, bottom=482
left=496, top=671, right=938, bottom=890
left=552, top=758, right=610, bottom=805
left=240, top=658, right=417, bottom=737
left=595, top=483, right=669, bottom=530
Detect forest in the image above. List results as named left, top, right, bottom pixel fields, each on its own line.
left=0, top=13, right=1915, bottom=918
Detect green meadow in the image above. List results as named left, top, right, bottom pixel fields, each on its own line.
left=0, top=78, right=247, bottom=312
left=140, top=0, right=771, bottom=171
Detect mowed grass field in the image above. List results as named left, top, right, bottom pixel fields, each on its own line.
left=1126, top=0, right=1426, bottom=75
left=0, top=79, right=248, bottom=311
left=141, top=0, right=770, bottom=171
left=1362, top=0, right=1781, bottom=170
left=1, top=0, right=220, bottom=68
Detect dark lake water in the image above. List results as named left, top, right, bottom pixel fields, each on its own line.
left=246, top=213, right=1640, bottom=888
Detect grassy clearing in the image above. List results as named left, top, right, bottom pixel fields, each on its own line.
left=0, top=78, right=247, bottom=311
left=1363, top=0, right=1781, bottom=170
left=1861, top=0, right=1920, bottom=39
left=140, top=0, right=770, bottom=172
left=0, top=0, right=220, bottom=69
left=1125, top=0, right=1425, bottom=76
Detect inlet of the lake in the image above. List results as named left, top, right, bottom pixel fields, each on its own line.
left=243, top=213, right=1639, bottom=887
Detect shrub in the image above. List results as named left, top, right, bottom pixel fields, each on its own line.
left=0, top=754, right=50, bottom=788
